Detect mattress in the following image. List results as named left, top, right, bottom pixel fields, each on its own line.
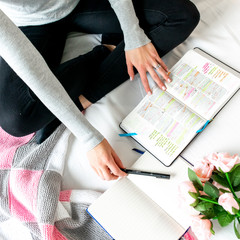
left=61, top=0, right=240, bottom=193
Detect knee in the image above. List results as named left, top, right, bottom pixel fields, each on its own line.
left=0, top=110, right=29, bottom=137
left=0, top=98, right=36, bottom=137
left=0, top=60, right=37, bottom=137
left=180, top=1, right=200, bottom=33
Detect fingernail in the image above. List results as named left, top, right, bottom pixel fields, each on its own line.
left=147, top=91, right=152, bottom=96
left=130, top=77, right=133, bottom=81
left=162, top=86, right=166, bottom=91
left=167, top=78, right=172, bottom=83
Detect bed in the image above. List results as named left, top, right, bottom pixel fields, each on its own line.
left=62, top=0, right=240, bottom=192
left=1, top=0, right=240, bottom=239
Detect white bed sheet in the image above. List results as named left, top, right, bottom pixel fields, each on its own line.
left=62, top=0, right=240, bottom=193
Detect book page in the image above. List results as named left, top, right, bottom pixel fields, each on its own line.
left=120, top=87, right=205, bottom=166
left=88, top=177, right=185, bottom=240
left=166, top=49, right=240, bottom=120
left=128, top=152, right=192, bottom=230
left=181, top=88, right=240, bottom=166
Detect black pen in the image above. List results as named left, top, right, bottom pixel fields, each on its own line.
left=121, top=168, right=170, bottom=179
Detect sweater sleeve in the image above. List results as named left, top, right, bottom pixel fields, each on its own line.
left=108, top=0, right=151, bottom=51
left=0, top=9, right=104, bottom=152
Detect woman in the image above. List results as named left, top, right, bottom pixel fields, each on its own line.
left=0, top=0, right=200, bottom=180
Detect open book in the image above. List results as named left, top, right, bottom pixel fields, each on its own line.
left=87, top=153, right=192, bottom=240
left=120, top=48, right=240, bottom=166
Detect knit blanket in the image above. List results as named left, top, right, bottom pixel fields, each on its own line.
left=0, top=125, right=111, bottom=240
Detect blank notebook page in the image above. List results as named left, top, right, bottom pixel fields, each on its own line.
left=88, top=177, right=184, bottom=240
left=128, top=153, right=192, bottom=229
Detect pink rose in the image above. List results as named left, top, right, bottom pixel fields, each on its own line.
left=190, top=215, right=212, bottom=240
left=178, top=181, right=199, bottom=215
left=194, top=159, right=215, bottom=182
left=218, top=193, right=239, bottom=214
left=205, top=152, right=240, bottom=172
left=178, top=181, right=197, bottom=205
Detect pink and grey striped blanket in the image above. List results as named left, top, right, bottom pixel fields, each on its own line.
left=0, top=125, right=111, bottom=240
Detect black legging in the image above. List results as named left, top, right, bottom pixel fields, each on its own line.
left=0, top=0, right=200, bottom=141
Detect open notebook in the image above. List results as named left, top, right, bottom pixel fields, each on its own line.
left=87, top=153, right=191, bottom=240
left=120, top=48, right=240, bottom=166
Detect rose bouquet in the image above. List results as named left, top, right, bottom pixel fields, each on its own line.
left=178, top=152, right=240, bottom=240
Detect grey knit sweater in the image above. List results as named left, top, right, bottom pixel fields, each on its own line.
left=0, top=0, right=150, bottom=151
left=0, top=0, right=150, bottom=50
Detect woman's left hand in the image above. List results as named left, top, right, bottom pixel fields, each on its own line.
left=125, top=42, right=171, bottom=94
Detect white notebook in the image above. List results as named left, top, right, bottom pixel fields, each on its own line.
left=87, top=153, right=192, bottom=240
left=120, top=48, right=240, bottom=166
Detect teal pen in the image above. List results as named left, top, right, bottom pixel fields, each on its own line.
left=119, top=133, right=137, bottom=137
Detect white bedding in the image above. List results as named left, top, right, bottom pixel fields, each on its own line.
left=61, top=0, right=240, bottom=193
left=0, top=1, right=239, bottom=239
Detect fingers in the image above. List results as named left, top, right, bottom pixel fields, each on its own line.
left=99, top=155, right=127, bottom=181
left=155, top=55, right=168, bottom=72
left=140, top=63, right=169, bottom=94
left=90, top=156, right=125, bottom=181
left=107, top=149, right=127, bottom=178
left=101, top=166, right=119, bottom=181
left=154, top=64, right=172, bottom=84
left=126, top=60, right=135, bottom=81
left=139, top=70, right=152, bottom=95
left=87, top=139, right=127, bottom=181
left=111, top=149, right=125, bottom=169
left=125, top=42, right=171, bottom=95
left=148, top=67, right=166, bottom=91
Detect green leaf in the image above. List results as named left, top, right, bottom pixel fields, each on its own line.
left=216, top=170, right=226, bottom=178
left=217, top=211, right=234, bottom=227
left=234, top=218, right=240, bottom=239
left=188, top=168, right=203, bottom=190
left=201, top=208, right=216, bottom=219
left=219, top=188, right=231, bottom=193
left=190, top=199, right=199, bottom=207
left=203, top=181, right=219, bottom=199
left=229, top=163, right=240, bottom=173
left=210, top=228, right=215, bottom=235
left=232, top=207, right=240, bottom=215
left=232, top=166, right=240, bottom=187
left=234, top=185, right=240, bottom=192
left=210, top=222, right=215, bottom=235
left=211, top=173, right=229, bottom=188
left=195, top=201, right=213, bottom=212
left=188, top=191, right=199, bottom=199
left=192, top=183, right=201, bottom=193
left=199, top=195, right=215, bottom=200
left=214, top=204, right=225, bottom=214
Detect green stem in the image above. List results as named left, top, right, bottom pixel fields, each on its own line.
left=198, top=197, right=219, bottom=205
left=225, top=172, right=239, bottom=200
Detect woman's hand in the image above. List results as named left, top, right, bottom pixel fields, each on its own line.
left=125, top=42, right=171, bottom=94
left=87, top=139, right=127, bottom=181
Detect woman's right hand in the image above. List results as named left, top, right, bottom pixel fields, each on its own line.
left=125, top=42, right=171, bottom=94
left=87, top=138, right=127, bottom=180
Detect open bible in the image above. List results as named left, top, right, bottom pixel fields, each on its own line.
left=120, top=48, right=240, bottom=166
